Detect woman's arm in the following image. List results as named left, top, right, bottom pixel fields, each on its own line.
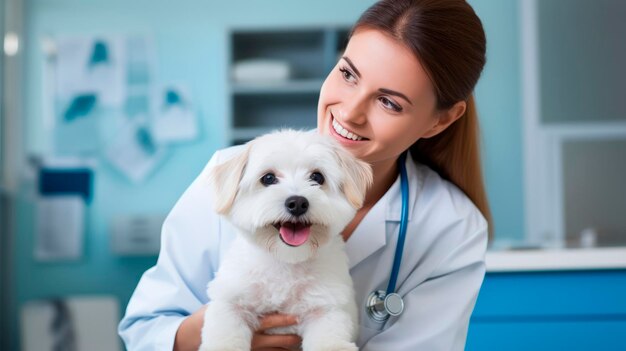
left=174, top=306, right=302, bottom=351
left=118, top=152, right=223, bottom=350
left=173, top=306, right=205, bottom=351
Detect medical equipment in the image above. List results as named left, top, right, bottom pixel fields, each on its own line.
left=365, top=152, right=409, bottom=322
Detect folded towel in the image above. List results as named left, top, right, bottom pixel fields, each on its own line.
left=232, top=59, right=291, bottom=82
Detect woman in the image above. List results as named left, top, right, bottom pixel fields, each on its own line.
left=119, top=0, right=492, bottom=349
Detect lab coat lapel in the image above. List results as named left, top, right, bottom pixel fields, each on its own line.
left=345, top=196, right=387, bottom=269
left=345, top=153, right=421, bottom=270
left=385, top=153, right=420, bottom=222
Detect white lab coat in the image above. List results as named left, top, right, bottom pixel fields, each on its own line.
left=118, top=145, right=488, bottom=350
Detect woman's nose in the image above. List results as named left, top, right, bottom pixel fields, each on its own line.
left=338, top=96, right=368, bottom=125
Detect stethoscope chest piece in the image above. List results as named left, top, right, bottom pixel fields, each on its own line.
left=366, top=290, right=405, bottom=322
left=365, top=152, right=409, bottom=323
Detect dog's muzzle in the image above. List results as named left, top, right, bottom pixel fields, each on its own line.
left=285, top=195, right=309, bottom=217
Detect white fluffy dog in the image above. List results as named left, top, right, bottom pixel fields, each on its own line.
left=200, top=130, right=372, bottom=351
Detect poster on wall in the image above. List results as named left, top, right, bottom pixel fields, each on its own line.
left=103, top=117, right=167, bottom=183
left=151, top=83, right=199, bottom=144
left=52, top=36, right=127, bottom=155
left=43, top=34, right=198, bottom=183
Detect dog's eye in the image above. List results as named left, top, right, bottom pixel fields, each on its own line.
left=260, top=173, right=277, bottom=186
left=310, top=171, right=325, bottom=185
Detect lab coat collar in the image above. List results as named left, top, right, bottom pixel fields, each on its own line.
left=345, top=188, right=387, bottom=269
left=385, top=151, right=422, bottom=222
left=345, top=152, right=422, bottom=269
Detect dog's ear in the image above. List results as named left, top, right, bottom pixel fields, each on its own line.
left=333, top=146, right=373, bottom=209
left=208, top=146, right=250, bottom=215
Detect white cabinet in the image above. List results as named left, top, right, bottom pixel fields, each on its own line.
left=226, top=27, right=350, bottom=145
left=522, top=0, right=626, bottom=247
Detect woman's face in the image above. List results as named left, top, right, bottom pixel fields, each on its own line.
left=317, top=28, right=444, bottom=166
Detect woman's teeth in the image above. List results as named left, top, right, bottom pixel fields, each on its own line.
left=332, top=119, right=364, bottom=141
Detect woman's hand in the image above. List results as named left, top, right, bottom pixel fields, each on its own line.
left=174, top=307, right=301, bottom=351
left=174, top=305, right=207, bottom=351
left=252, top=313, right=302, bottom=351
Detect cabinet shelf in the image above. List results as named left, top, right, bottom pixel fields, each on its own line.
left=231, top=127, right=280, bottom=142
left=231, top=78, right=325, bottom=95
left=227, top=26, right=350, bottom=145
left=541, top=120, right=626, bottom=138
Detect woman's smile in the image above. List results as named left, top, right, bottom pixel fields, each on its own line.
left=329, top=112, right=368, bottom=144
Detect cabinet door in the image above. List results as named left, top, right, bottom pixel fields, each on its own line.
left=468, top=271, right=626, bottom=350
left=467, top=320, right=626, bottom=351
left=523, top=0, right=626, bottom=247
left=562, top=139, right=626, bottom=246
left=538, top=0, right=626, bottom=124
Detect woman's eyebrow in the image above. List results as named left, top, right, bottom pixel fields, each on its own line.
left=342, top=56, right=362, bottom=78
left=378, top=88, right=413, bottom=106
left=342, top=56, right=413, bottom=106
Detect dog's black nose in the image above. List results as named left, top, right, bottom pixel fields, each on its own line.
left=285, top=196, right=309, bottom=216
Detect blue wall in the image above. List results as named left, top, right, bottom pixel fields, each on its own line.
left=471, top=0, right=524, bottom=242
left=12, top=0, right=524, bottom=348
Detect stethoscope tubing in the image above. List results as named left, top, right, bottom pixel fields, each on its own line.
left=366, top=152, right=410, bottom=322
left=386, top=152, right=410, bottom=295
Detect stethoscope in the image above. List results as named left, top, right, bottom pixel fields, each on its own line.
left=365, top=152, right=409, bottom=323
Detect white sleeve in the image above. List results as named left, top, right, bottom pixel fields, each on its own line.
left=118, top=151, right=223, bottom=351
left=361, top=225, right=488, bottom=351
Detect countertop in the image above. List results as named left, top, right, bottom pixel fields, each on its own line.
left=485, top=247, right=626, bottom=272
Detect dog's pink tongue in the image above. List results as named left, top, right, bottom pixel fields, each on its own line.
left=279, top=223, right=311, bottom=247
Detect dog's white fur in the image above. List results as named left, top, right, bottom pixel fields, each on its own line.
left=200, top=130, right=372, bottom=351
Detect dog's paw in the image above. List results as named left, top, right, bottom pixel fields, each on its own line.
left=309, top=341, right=358, bottom=351
left=198, top=343, right=248, bottom=351
left=331, top=342, right=358, bottom=351
left=198, top=346, right=246, bottom=351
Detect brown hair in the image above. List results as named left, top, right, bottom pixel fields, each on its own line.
left=351, top=0, right=493, bottom=239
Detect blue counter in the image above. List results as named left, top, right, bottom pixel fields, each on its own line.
left=466, top=249, right=626, bottom=350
